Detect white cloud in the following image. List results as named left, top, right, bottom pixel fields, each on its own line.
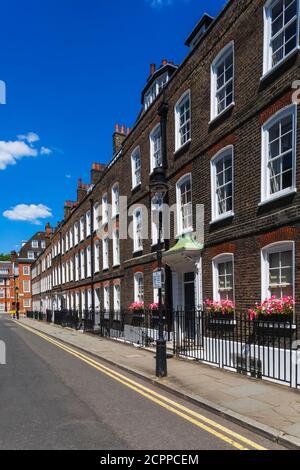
left=146, top=0, right=172, bottom=7
left=0, top=140, right=38, bottom=170
left=3, top=204, right=53, bottom=225
left=40, top=146, right=52, bottom=155
left=17, top=132, right=40, bottom=143
left=0, top=133, right=54, bottom=170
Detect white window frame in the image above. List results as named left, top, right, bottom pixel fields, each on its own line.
left=113, top=229, right=120, bottom=266
left=80, top=216, right=85, bottom=241
left=80, top=250, right=85, bottom=279
left=94, top=241, right=100, bottom=273
left=134, top=272, right=144, bottom=303
left=263, top=0, right=300, bottom=77
left=212, top=253, right=235, bottom=303
left=86, top=246, right=91, bottom=277
left=175, top=90, right=191, bottom=151
left=28, top=251, right=35, bottom=260
left=23, top=266, right=30, bottom=276
left=86, top=210, right=91, bottom=237
left=31, top=240, right=38, bottom=248
left=133, top=208, right=143, bottom=252
left=103, top=285, right=110, bottom=313
left=176, top=173, right=193, bottom=236
left=23, top=280, right=31, bottom=293
left=261, top=241, right=295, bottom=303
left=102, top=237, right=109, bottom=270
left=113, top=284, right=121, bottom=314
left=131, top=147, right=141, bottom=189
left=211, top=41, right=234, bottom=121
left=111, top=183, right=120, bottom=217
left=102, top=193, right=108, bottom=225
left=210, top=145, right=234, bottom=222
left=93, top=202, right=100, bottom=232
left=74, top=222, right=79, bottom=245
left=261, top=104, right=297, bottom=204
left=150, top=124, right=162, bottom=172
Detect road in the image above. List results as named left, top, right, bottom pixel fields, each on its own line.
left=0, top=314, right=284, bottom=451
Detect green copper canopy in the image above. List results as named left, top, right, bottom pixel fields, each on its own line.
left=163, top=234, right=203, bottom=271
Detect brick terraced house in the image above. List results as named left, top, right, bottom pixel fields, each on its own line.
left=30, top=0, right=300, bottom=386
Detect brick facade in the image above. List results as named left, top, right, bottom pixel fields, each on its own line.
left=31, top=0, right=300, bottom=322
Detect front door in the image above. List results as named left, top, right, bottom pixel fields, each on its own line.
left=184, top=272, right=195, bottom=337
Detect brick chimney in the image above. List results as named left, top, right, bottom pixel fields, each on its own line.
left=64, top=200, right=73, bottom=219
left=77, top=178, right=87, bottom=202
left=91, top=162, right=106, bottom=185
left=45, top=222, right=52, bottom=239
left=113, top=123, right=126, bottom=155
left=150, top=63, right=156, bottom=75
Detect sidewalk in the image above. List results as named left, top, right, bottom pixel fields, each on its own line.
left=18, top=317, right=300, bottom=449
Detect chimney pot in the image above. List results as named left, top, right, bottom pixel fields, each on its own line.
left=162, top=59, right=167, bottom=66
left=115, top=123, right=119, bottom=133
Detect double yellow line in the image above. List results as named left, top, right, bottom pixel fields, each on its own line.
left=16, top=321, right=267, bottom=451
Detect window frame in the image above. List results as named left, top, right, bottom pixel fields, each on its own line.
left=176, top=173, right=193, bottom=236
left=212, top=253, right=235, bottom=304
left=134, top=272, right=144, bottom=303
left=112, top=229, right=120, bottom=266
left=102, top=236, right=109, bottom=271
left=131, top=147, right=141, bottom=189
left=263, top=0, right=300, bottom=77
left=261, top=241, right=295, bottom=306
left=261, top=104, right=297, bottom=204
left=133, top=208, right=143, bottom=253
left=150, top=124, right=162, bottom=173
left=210, top=145, right=234, bottom=222
left=111, top=183, right=120, bottom=218
left=175, top=90, right=191, bottom=151
left=211, top=41, right=235, bottom=121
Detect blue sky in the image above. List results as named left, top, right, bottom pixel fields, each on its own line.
left=0, top=0, right=226, bottom=253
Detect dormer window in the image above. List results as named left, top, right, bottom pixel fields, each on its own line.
left=144, top=72, right=169, bottom=111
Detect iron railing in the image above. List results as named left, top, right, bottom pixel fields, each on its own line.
left=173, top=309, right=300, bottom=389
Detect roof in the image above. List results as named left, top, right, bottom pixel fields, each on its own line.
left=185, top=13, right=215, bottom=47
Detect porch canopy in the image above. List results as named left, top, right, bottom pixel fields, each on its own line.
left=163, top=235, right=203, bottom=272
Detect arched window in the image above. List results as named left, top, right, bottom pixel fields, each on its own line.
left=176, top=174, right=193, bottom=235
left=261, top=241, right=294, bottom=300
left=263, top=0, right=299, bottom=75
left=150, top=124, right=162, bottom=172
left=211, top=42, right=234, bottom=120
left=175, top=90, right=191, bottom=151
left=131, top=147, right=141, bottom=188
left=212, top=253, right=235, bottom=302
left=261, top=104, right=297, bottom=203
left=134, top=272, right=144, bottom=303
left=211, top=146, right=234, bottom=221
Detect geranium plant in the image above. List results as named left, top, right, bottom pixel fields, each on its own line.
left=204, top=299, right=235, bottom=320
left=149, top=303, right=159, bottom=311
left=128, top=302, right=144, bottom=313
left=249, top=296, right=294, bottom=322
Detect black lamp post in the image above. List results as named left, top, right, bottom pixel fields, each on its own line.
left=15, top=285, right=19, bottom=320
left=150, top=167, right=168, bottom=378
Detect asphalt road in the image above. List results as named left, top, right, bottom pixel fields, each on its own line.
left=0, top=314, right=284, bottom=451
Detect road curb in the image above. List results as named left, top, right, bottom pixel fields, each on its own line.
left=19, top=319, right=300, bottom=450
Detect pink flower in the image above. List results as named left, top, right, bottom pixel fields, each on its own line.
left=129, top=302, right=144, bottom=312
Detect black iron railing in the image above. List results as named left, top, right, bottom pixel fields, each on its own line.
left=173, top=309, right=300, bottom=389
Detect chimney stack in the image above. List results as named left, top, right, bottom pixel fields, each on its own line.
left=91, top=162, right=106, bottom=184
left=77, top=178, right=87, bottom=202
left=113, top=123, right=126, bottom=155
left=45, top=222, right=52, bottom=239
left=150, top=63, right=156, bottom=75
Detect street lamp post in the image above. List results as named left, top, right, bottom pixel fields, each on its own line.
left=156, top=210, right=167, bottom=378
left=150, top=167, right=168, bottom=378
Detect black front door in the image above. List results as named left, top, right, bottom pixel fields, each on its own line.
left=184, top=273, right=195, bottom=337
